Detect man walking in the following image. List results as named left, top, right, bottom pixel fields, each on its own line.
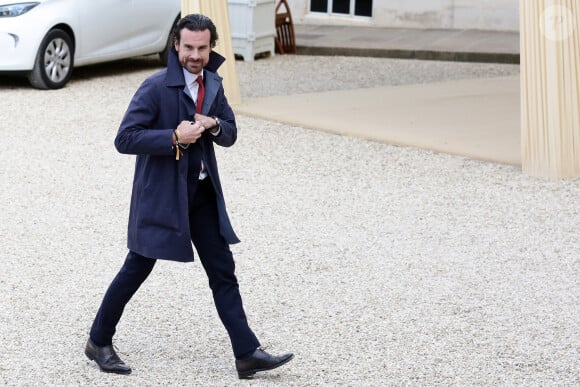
left=85, top=14, right=293, bottom=379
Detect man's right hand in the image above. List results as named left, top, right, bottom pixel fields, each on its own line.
left=175, top=120, right=206, bottom=144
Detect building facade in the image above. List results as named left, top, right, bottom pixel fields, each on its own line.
left=286, top=0, right=519, bottom=31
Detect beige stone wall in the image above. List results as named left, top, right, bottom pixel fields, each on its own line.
left=287, top=0, right=519, bottom=31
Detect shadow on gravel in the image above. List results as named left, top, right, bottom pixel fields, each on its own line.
left=0, top=55, right=163, bottom=90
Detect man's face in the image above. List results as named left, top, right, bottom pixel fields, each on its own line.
left=174, top=28, right=212, bottom=75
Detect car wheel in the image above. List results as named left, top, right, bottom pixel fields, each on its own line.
left=28, top=29, right=74, bottom=90
left=159, top=14, right=180, bottom=66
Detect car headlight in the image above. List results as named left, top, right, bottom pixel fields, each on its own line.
left=0, top=2, right=40, bottom=17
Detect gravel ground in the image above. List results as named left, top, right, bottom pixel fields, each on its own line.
left=0, top=55, right=578, bottom=386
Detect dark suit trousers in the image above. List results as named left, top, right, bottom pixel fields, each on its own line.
left=89, top=176, right=260, bottom=359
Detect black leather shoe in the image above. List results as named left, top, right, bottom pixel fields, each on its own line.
left=85, top=338, right=132, bottom=375
left=235, top=347, right=294, bottom=379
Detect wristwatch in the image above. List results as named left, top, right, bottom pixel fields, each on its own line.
left=211, top=116, right=221, bottom=133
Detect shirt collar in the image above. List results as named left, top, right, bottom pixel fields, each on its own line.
left=182, top=68, right=203, bottom=89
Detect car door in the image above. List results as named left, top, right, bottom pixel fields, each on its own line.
left=74, top=0, right=133, bottom=64
left=129, top=0, right=180, bottom=53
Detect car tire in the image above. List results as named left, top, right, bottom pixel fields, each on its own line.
left=159, top=14, right=180, bottom=66
left=28, top=29, right=74, bottom=90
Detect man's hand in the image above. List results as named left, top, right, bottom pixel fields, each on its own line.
left=194, top=113, right=219, bottom=133
left=175, top=120, right=206, bottom=144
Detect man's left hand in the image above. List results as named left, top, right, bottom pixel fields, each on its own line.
left=194, top=114, right=219, bottom=133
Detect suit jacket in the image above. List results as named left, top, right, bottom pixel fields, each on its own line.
left=114, top=49, right=240, bottom=262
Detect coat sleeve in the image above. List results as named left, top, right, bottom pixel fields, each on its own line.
left=210, top=85, right=237, bottom=148
left=114, top=77, right=175, bottom=156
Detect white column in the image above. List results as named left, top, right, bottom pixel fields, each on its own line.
left=182, top=0, right=242, bottom=105
left=520, top=0, right=580, bottom=179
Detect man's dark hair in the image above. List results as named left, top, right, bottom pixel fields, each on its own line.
left=173, top=14, right=219, bottom=48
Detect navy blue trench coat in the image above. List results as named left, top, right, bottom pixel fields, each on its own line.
left=114, top=49, right=240, bottom=262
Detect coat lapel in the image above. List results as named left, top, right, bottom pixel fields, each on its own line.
left=182, top=85, right=196, bottom=119
left=202, top=51, right=225, bottom=115
left=201, top=70, right=222, bottom=115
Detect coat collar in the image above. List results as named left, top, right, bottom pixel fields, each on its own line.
left=165, top=49, right=225, bottom=88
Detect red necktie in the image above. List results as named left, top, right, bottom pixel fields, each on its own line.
left=196, top=75, right=206, bottom=175
left=196, top=75, right=204, bottom=114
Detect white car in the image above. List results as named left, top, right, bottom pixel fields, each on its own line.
left=0, top=0, right=180, bottom=89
